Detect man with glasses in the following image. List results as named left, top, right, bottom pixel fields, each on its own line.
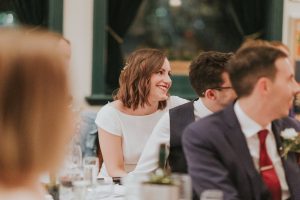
left=131, top=51, right=237, bottom=176
left=183, top=46, right=300, bottom=199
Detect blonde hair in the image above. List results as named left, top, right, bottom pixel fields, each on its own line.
left=0, top=27, right=72, bottom=186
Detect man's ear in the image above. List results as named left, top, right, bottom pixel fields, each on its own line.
left=256, top=77, right=271, bottom=95
left=204, top=89, right=217, bottom=100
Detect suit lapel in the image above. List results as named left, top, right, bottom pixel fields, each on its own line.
left=222, top=105, right=270, bottom=199
left=272, top=120, right=300, bottom=200
left=271, top=121, right=283, bottom=159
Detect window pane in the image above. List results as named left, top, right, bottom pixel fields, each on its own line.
left=123, top=0, right=243, bottom=63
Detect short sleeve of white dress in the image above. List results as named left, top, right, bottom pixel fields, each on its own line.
left=95, top=103, right=122, bottom=137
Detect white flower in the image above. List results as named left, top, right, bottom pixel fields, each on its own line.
left=281, top=128, right=298, bottom=140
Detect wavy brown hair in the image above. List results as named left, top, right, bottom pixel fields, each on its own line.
left=114, top=48, right=167, bottom=110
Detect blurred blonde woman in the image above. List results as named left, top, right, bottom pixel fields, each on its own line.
left=95, top=48, right=188, bottom=177
left=0, top=27, right=73, bottom=200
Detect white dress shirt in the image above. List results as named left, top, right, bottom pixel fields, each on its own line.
left=234, top=101, right=290, bottom=199
left=131, top=98, right=212, bottom=175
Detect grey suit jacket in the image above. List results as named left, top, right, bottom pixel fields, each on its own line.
left=182, top=103, right=300, bottom=200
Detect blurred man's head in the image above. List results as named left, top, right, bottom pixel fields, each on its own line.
left=239, top=39, right=294, bottom=68
left=189, top=51, right=237, bottom=112
left=228, top=46, right=300, bottom=120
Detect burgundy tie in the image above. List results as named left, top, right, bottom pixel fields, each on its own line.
left=258, top=129, right=281, bottom=200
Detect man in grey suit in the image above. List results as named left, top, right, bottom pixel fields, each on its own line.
left=183, top=46, right=300, bottom=200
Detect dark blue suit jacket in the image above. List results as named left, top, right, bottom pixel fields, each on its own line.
left=182, top=103, right=300, bottom=200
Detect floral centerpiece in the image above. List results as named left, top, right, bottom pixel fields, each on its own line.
left=141, top=144, right=179, bottom=200
left=280, top=128, right=300, bottom=158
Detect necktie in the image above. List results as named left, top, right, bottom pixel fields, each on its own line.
left=258, top=129, right=281, bottom=200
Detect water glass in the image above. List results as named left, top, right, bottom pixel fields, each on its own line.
left=83, top=156, right=99, bottom=184
left=72, top=180, right=90, bottom=200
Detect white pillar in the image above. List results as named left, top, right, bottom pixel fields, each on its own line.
left=63, top=0, right=94, bottom=109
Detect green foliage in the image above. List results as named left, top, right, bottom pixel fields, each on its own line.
left=281, top=136, right=300, bottom=158
left=146, top=168, right=174, bottom=185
